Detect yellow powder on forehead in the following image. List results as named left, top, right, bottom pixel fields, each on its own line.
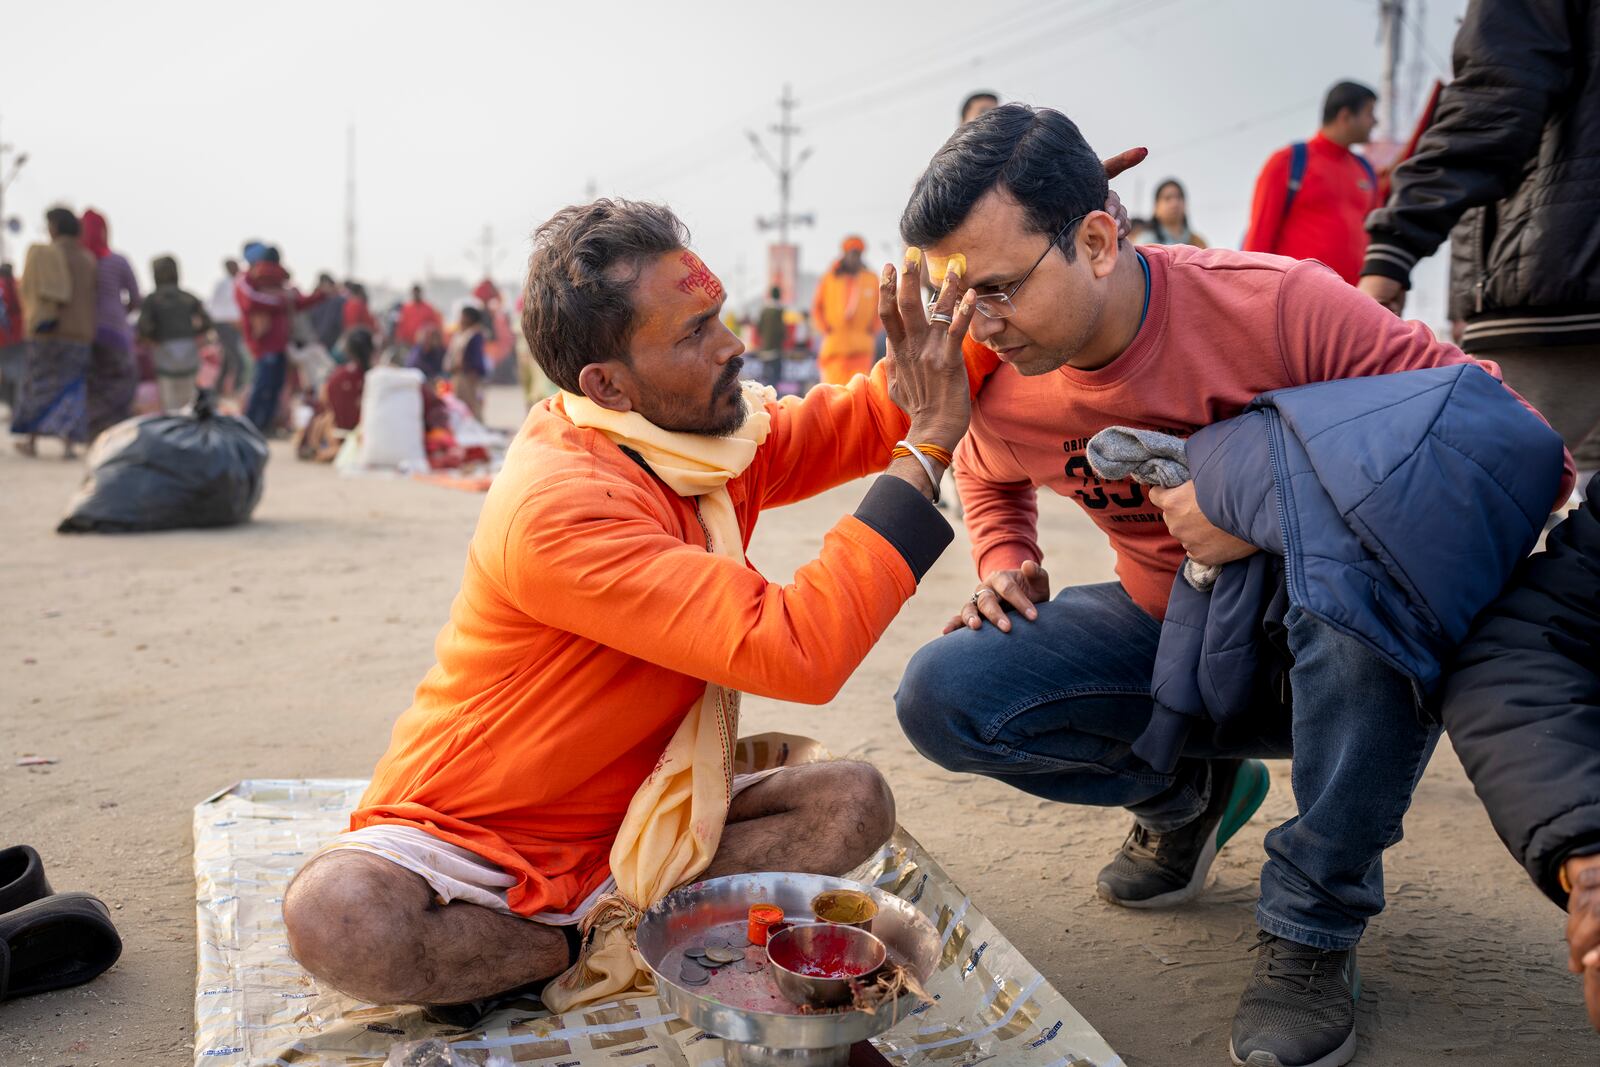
left=926, top=252, right=966, bottom=287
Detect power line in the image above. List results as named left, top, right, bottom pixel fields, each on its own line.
left=800, top=0, right=1187, bottom=130
left=608, top=0, right=1186, bottom=198
left=1157, top=95, right=1321, bottom=158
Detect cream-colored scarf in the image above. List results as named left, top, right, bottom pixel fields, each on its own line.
left=541, top=379, right=774, bottom=1012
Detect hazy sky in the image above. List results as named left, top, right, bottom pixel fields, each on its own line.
left=0, top=0, right=1464, bottom=322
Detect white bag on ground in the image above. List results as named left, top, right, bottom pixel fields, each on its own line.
left=358, top=366, right=427, bottom=470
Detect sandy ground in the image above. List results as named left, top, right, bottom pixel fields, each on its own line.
left=1, top=384, right=1593, bottom=1065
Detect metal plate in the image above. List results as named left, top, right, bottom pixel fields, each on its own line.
left=637, top=872, right=940, bottom=1050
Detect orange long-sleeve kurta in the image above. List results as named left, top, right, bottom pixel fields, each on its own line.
left=811, top=264, right=882, bottom=385
left=350, top=353, right=994, bottom=916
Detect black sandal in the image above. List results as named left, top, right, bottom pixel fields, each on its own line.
left=0, top=892, right=123, bottom=1001
left=0, top=846, right=54, bottom=914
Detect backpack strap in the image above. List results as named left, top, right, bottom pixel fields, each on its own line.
left=1284, top=141, right=1309, bottom=217
left=1352, top=151, right=1378, bottom=196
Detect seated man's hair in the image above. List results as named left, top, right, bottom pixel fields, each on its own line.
left=901, top=103, right=1108, bottom=263
left=1323, top=80, right=1377, bottom=124
left=521, top=198, right=689, bottom=394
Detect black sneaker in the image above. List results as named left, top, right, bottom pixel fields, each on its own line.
left=1230, top=931, right=1360, bottom=1067
left=1096, top=758, right=1269, bottom=908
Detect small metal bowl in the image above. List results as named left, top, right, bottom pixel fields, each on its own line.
left=810, top=888, right=879, bottom=931
left=766, top=923, right=888, bottom=1009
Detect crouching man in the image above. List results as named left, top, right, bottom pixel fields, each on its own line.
left=890, top=104, right=1573, bottom=1067
left=281, top=199, right=987, bottom=1019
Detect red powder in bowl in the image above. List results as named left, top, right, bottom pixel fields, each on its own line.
left=768, top=926, right=877, bottom=979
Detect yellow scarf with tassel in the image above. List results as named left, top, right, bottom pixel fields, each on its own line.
left=541, top=379, right=774, bottom=1012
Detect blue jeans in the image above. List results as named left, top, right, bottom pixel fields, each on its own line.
left=246, top=351, right=286, bottom=432
left=895, top=582, right=1439, bottom=950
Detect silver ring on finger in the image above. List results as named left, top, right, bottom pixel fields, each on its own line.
left=969, top=589, right=987, bottom=606
left=930, top=312, right=954, bottom=325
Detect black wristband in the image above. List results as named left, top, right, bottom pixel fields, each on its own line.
left=853, top=474, right=953, bottom=582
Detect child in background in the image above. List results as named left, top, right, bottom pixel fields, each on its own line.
left=137, top=256, right=212, bottom=412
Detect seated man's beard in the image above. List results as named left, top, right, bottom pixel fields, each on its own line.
left=649, top=358, right=748, bottom=437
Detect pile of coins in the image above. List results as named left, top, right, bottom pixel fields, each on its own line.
left=679, top=932, right=767, bottom=986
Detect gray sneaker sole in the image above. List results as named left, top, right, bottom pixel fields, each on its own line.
left=1229, top=1030, right=1356, bottom=1067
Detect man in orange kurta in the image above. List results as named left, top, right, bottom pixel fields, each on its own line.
left=811, top=235, right=882, bottom=385
left=281, top=199, right=990, bottom=1015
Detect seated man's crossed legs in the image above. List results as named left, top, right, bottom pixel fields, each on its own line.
left=281, top=761, right=895, bottom=1007
left=895, top=581, right=1439, bottom=1066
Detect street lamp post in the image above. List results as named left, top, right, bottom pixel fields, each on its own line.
left=0, top=116, right=30, bottom=265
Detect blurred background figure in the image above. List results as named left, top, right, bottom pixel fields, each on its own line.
left=810, top=234, right=879, bottom=386
left=208, top=259, right=249, bottom=399
left=137, top=255, right=211, bottom=413
left=236, top=246, right=326, bottom=434
left=446, top=304, right=488, bottom=421
left=1243, top=81, right=1380, bottom=284
left=1132, top=178, right=1208, bottom=248
left=408, top=321, right=447, bottom=382
left=1360, top=0, right=1600, bottom=498
left=81, top=208, right=142, bottom=438
left=755, top=284, right=787, bottom=386
left=11, top=207, right=96, bottom=458
left=0, top=263, right=25, bottom=414
left=960, top=90, right=1000, bottom=125
left=341, top=280, right=377, bottom=338
left=396, top=284, right=442, bottom=349
left=303, top=273, right=346, bottom=355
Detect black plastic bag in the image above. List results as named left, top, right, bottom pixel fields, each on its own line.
left=57, top=392, right=269, bottom=533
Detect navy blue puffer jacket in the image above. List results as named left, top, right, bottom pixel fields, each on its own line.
left=1133, top=364, right=1564, bottom=773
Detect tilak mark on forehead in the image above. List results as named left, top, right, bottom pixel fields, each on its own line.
left=675, top=252, right=725, bottom=302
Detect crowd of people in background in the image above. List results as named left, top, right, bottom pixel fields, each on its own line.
left=0, top=218, right=525, bottom=470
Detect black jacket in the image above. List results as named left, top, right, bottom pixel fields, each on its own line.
left=1363, top=0, right=1600, bottom=352
left=1440, top=474, right=1600, bottom=909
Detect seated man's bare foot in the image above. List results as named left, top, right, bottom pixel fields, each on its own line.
left=282, top=850, right=571, bottom=1006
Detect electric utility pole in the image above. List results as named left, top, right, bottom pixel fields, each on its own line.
left=748, top=84, right=815, bottom=247
left=344, top=125, right=357, bottom=279
left=466, top=224, right=499, bottom=280
left=1378, top=0, right=1406, bottom=139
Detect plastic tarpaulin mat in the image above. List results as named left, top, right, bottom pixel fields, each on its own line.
left=194, top=779, right=1122, bottom=1067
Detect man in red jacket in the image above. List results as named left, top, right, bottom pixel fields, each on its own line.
left=1242, top=82, right=1380, bottom=284
left=396, top=284, right=443, bottom=347
left=236, top=251, right=325, bottom=433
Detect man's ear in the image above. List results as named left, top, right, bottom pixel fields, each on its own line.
left=1080, top=211, right=1121, bottom=281
left=576, top=362, right=634, bottom=414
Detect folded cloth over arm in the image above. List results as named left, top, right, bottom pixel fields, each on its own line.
left=1086, top=425, right=1221, bottom=591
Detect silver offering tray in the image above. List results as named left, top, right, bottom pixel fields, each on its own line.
left=637, top=872, right=940, bottom=1062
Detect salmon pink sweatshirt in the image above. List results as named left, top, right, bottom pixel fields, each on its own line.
left=955, top=244, right=1575, bottom=620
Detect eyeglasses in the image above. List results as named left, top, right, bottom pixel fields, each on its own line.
left=970, top=213, right=1087, bottom=320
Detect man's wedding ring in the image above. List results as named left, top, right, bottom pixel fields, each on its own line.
left=929, top=312, right=954, bottom=325
left=969, top=590, right=986, bottom=605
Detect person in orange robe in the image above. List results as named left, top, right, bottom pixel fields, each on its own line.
left=279, top=199, right=993, bottom=1015
left=811, top=235, right=882, bottom=385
